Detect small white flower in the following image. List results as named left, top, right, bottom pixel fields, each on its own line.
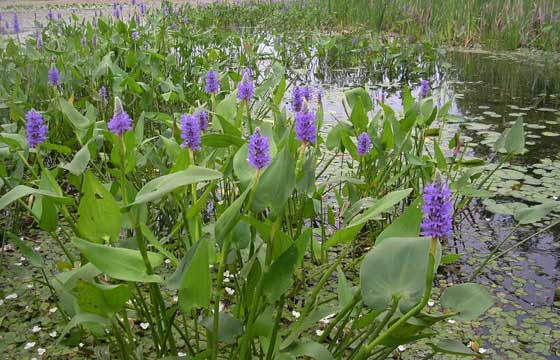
left=225, top=287, right=235, bottom=295
left=15, top=262, right=22, bottom=266
left=140, top=322, right=149, bottom=330
left=219, top=302, right=225, bottom=312
left=427, top=300, right=435, bottom=307
left=315, top=329, right=324, bottom=336
left=31, top=358, right=37, bottom=360
left=164, top=259, right=171, bottom=264
left=79, top=342, right=84, bottom=348
left=34, top=246, right=41, bottom=251
left=0, top=299, right=4, bottom=305
left=49, top=331, right=58, bottom=338
left=479, top=348, right=488, bottom=354
left=398, top=345, right=407, bottom=352
left=31, top=325, right=42, bottom=333
left=5, top=293, right=17, bottom=300
left=49, top=307, right=58, bottom=314
left=178, top=352, right=186, bottom=357
left=291, top=310, right=301, bottom=318
left=24, top=342, right=36, bottom=350
left=320, top=313, right=336, bottom=324
left=224, top=270, right=231, bottom=278
left=27, top=284, right=34, bottom=289
left=173, top=295, right=179, bottom=303
left=20, top=256, right=26, bottom=261
left=37, top=348, right=46, bottom=356
left=447, top=319, right=456, bottom=324
left=223, top=277, right=230, bottom=283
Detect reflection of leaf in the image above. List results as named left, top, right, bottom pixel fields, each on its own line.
left=441, top=283, right=493, bottom=321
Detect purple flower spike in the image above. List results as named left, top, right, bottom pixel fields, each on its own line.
left=48, top=9, right=54, bottom=20
left=26, top=110, right=48, bottom=148
left=237, top=69, right=254, bottom=101
left=108, top=97, right=133, bottom=136
left=180, top=114, right=201, bottom=151
left=205, top=70, right=219, bottom=94
left=132, top=31, right=139, bottom=41
left=295, top=109, right=317, bottom=144
left=420, top=79, right=430, bottom=98
left=420, top=173, right=453, bottom=238
left=99, top=86, right=107, bottom=100
left=48, top=65, right=60, bottom=87
left=13, top=13, right=20, bottom=34
left=140, top=3, right=147, bottom=14
left=290, top=86, right=303, bottom=113
left=247, top=128, right=271, bottom=169
left=194, top=111, right=209, bottom=132
left=80, top=36, right=87, bottom=47
left=301, top=86, right=313, bottom=101
left=357, top=132, right=371, bottom=156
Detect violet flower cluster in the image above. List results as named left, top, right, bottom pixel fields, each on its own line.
left=180, top=114, right=201, bottom=151
left=237, top=69, right=254, bottom=101
left=291, top=86, right=303, bottom=112
left=26, top=110, right=48, bottom=148
left=295, top=109, right=317, bottom=144
left=247, top=128, right=271, bottom=169
left=48, top=66, right=60, bottom=87
left=205, top=70, right=219, bottom=94
left=420, top=79, right=430, bottom=98
left=195, top=110, right=209, bottom=132
left=357, top=132, right=372, bottom=156
left=108, top=97, right=133, bottom=136
left=420, top=175, right=453, bottom=238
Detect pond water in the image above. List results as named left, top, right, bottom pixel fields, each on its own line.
left=314, top=48, right=560, bottom=358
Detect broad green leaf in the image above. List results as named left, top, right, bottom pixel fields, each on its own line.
left=201, top=312, right=243, bottom=345
left=345, top=87, right=373, bottom=111
left=75, top=280, right=131, bottom=318
left=252, top=145, right=296, bottom=217
left=376, top=197, right=422, bottom=244
left=324, top=223, right=364, bottom=249
left=202, top=133, right=245, bottom=148
left=262, top=229, right=309, bottom=302
left=337, top=267, right=352, bottom=308
left=441, top=283, right=493, bottom=321
left=505, top=117, right=525, bottom=155
left=349, top=97, right=367, bottom=133
left=0, top=185, right=72, bottom=211
left=178, top=239, right=211, bottom=313
left=216, top=92, right=237, bottom=123
left=282, top=341, right=335, bottom=360
left=427, top=339, right=479, bottom=356
left=72, top=237, right=164, bottom=283
left=215, top=187, right=250, bottom=242
left=62, top=139, right=96, bottom=176
left=57, top=313, right=109, bottom=345
left=513, top=201, right=559, bottom=225
left=128, top=166, right=222, bottom=206
left=360, top=237, right=437, bottom=312
left=58, top=97, right=93, bottom=129
left=76, top=172, right=121, bottom=244
left=349, top=188, right=413, bottom=226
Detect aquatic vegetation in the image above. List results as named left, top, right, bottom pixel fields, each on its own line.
left=0, top=1, right=557, bottom=360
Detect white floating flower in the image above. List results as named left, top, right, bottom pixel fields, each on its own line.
left=79, top=342, right=84, bottom=348
left=49, top=307, right=58, bottom=314
left=225, top=287, right=235, bottom=295
left=24, top=342, right=36, bottom=350
left=164, top=259, right=171, bottom=265
left=479, top=348, right=488, bottom=354
left=223, top=277, right=230, bottom=283
left=291, top=310, right=301, bottom=318
left=224, top=270, right=231, bottom=278
left=5, top=293, right=17, bottom=300
left=320, top=313, right=336, bottom=324
left=178, top=352, right=186, bottom=357
left=173, top=295, right=179, bottom=303
left=0, top=299, right=3, bottom=305
left=49, top=331, right=58, bottom=338
left=20, top=256, right=26, bottom=261
left=447, top=319, right=456, bottom=324
left=34, top=246, right=41, bottom=251
left=398, top=345, right=407, bottom=352
left=37, top=348, right=46, bottom=356
left=315, top=329, right=324, bottom=336
left=15, top=262, right=23, bottom=266
left=31, top=325, right=42, bottom=333
left=427, top=300, right=435, bottom=307
left=27, top=284, right=34, bottom=289
left=140, top=322, right=149, bottom=330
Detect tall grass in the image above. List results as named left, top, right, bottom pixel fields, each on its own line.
left=318, top=0, right=560, bottom=50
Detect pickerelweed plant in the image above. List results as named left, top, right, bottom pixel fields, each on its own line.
left=0, top=2, right=551, bottom=360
